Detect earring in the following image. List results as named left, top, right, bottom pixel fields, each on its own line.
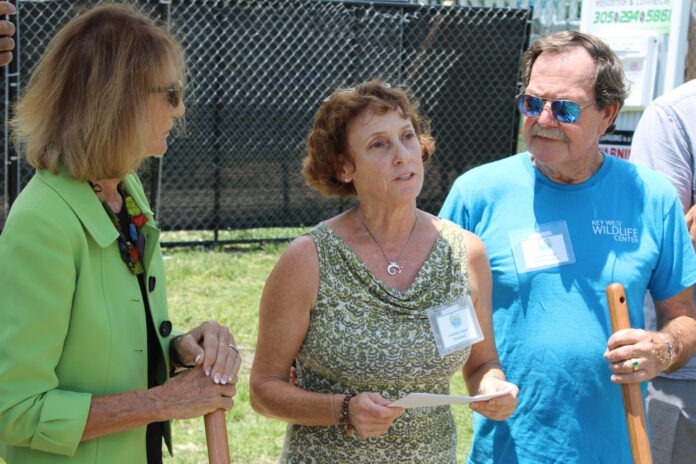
left=344, top=178, right=351, bottom=183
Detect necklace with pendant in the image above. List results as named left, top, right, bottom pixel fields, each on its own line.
left=357, top=208, right=418, bottom=276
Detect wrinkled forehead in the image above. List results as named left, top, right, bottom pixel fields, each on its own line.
left=528, top=48, right=596, bottom=97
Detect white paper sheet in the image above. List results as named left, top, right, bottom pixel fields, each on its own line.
left=389, top=388, right=514, bottom=409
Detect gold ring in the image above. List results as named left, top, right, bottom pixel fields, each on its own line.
left=631, top=359, right=639, bottom=372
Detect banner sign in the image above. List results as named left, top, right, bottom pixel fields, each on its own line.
left=600, top=130, right=634, bottom=159
left=584, top=0, right=673, bottom=34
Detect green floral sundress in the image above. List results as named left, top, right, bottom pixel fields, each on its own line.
left=281, top=219, right=473, bottom=464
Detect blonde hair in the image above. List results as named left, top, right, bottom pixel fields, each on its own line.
left=303, top=80, right=435, bottom=198
left=12, top=3, right=186, bottom=180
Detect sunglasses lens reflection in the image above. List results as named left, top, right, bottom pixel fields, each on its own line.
left=551, top=101, right=580, bottom=123
left=518, top=95, right=543, bottom=118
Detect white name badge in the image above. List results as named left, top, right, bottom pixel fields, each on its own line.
left=509, top=220, right=576, bottom=273
left=426, top=295, right=484, bottom=357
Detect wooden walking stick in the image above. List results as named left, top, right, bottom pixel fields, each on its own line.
left=204, top=409, right=230, bottom=464
left=606, top=283, right=653, bottom=464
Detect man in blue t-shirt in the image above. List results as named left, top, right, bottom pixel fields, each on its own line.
left=440, top=31, right=696, bottom=464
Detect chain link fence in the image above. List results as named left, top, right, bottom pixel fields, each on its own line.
left=1, top=0, right=531, bottom=243
left=4, top=0, right=696, bottom=244
left=422, top=0, right=696, bottom=80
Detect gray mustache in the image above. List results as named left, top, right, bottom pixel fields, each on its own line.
left=529, top=124, right=566, bottom=141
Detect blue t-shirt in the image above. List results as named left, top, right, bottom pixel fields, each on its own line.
left=440, top=152, right=696, bottom=464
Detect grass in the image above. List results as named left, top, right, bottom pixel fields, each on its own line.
left=0, top=230, right=473, bottom=463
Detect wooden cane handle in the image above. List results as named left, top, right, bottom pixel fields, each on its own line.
left=204, top=409, right=230, bottom=464
left=606, top=283, right=653, bottom=464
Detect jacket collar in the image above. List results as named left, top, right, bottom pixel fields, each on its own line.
left=35, top=168, right=157, bottom=249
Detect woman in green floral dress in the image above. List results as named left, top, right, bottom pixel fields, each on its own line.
left=250, top=80, right=518, bottom=463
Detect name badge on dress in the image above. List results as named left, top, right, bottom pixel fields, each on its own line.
left=426, top=295, right=484, bottom=357
left=509, top=220, right=576, bottom=273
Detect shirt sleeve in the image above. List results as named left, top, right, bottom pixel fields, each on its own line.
left=649, top=195, right=696, bottom=301
left=438, top=176, right=472, bottom=231
left=0, top=205, right=92, bottom=456
left=630, top=102, right=694, bottom=212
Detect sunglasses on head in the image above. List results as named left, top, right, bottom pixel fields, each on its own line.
left=149, top=81, right=184, bottom=107
left=516, top=94, right=595, bottom=124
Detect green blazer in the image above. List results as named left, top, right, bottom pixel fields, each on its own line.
left=0, top=169, right=173, bottom=463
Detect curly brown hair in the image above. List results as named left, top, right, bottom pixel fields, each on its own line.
left=303, top=80, right=435, bottom=198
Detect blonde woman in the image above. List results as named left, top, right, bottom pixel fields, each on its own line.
left=0, top=4, right=240, bottom=463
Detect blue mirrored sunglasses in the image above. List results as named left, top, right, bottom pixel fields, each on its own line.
left=516, top=94, right=595, bottom=124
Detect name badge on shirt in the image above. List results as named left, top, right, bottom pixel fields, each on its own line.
left=426, top=295, right=484, bottom=357
left=509, top=220, right=576, bottom=273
